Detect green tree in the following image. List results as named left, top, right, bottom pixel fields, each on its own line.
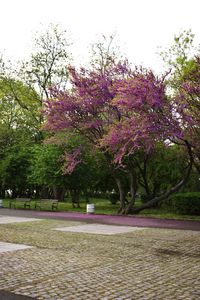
left=0, top=140, right=34, bottom=198
left=160, top=29, right=198, bottom=82
left=20, top=24, right=72, bottom=101
left=0, top=77, right=40, bottom=134
left=29, top=144, right=66, bottom=199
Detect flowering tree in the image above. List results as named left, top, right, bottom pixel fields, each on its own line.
left=44, top=59, right=193, bottom=214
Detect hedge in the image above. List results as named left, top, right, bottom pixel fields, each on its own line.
left=170, top=192, right=200, bottom=215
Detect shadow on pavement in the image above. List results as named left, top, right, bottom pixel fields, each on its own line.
left=0, top=290, right=37, bottom=300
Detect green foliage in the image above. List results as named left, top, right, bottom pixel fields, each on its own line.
left=181, top=169, right=200, bottom=192
left=170, top=192, right=200, bottom=215
left=0, top=144, right=34, bottom=196
left=44, top=132, right=117, bottom=194
left=138, top=144, right=187, bottom=198
left=160, top=29, right=200, bottom=94
left=29, top=144, right=65, bottom=187
left=0, top=77, right=40, bottom=132
left=161, top=29, right=197, bottom=72
left=0, top=123, right=37, bottom=197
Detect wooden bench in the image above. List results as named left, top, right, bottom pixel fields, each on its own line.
left=9, top=198, right=31, bottom=209
left=35, top=199, right=58, bottom=211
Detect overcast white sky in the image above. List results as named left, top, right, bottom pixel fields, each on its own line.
left=1, top=0, right=200, bottom=73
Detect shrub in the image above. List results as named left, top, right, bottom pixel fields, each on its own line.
left=170, top=192, right=200, bottom=215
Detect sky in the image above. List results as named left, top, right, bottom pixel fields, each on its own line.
left=1, top=0, right=200, bottom=73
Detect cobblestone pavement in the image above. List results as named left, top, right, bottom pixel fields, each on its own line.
left=0, top=219, right=200, bottom=300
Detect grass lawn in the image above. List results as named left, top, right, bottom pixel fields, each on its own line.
left=2, top=197, right=200, bottom=221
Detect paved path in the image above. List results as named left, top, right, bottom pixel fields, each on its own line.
left=0, top=208, right=200, bottom=230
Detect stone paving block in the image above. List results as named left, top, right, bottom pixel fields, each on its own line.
left=54, top=223, right=147, bottom=235
left=0, top=215, right=42, bottom=224
left=0, top=242, right=33, bottom=253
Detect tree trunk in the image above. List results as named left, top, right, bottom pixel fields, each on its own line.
left=12, top=187, right=17, bottom=198
left=70, top=190, right=81, bottom=208
left=53, top=186, right=65, bottom=201
left=124, top=171, right=138, bottom=215
left=40, top=187, right=51, bottom=198
left=0, top=187, right=5, bottom=198
left=115, top=177, right=126, bottom=214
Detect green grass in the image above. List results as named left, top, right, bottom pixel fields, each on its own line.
left=138, top=207, right=200, bottom=221
left=2, top=198, right=200, bottom=221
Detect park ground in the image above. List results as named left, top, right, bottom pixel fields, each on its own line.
left=0, top=209, right=200, bottom=300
